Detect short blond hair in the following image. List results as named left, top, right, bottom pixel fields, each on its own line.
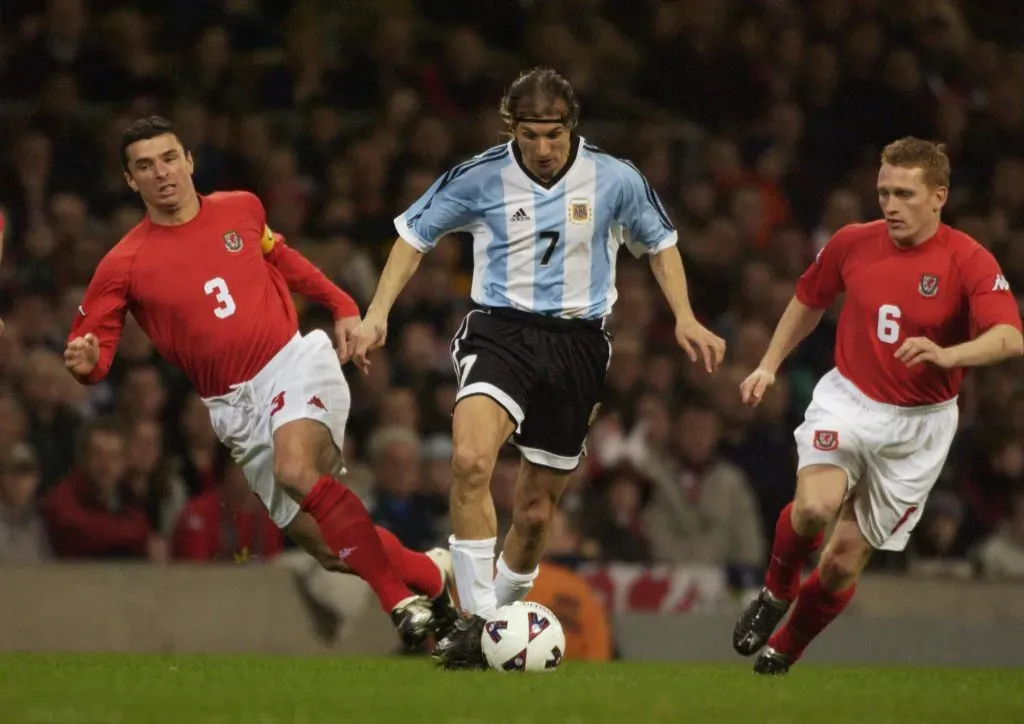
left=880, top=137, right=950, bottom=188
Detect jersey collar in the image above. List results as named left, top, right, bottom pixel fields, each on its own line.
left=510, top=134, right=581, bottom=190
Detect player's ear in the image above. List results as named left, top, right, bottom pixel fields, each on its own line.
left=185, top=151, right=195, bottom=175
left=123, top=171, right=138, bottom=193
left=934, top=185, right=949, bottom=211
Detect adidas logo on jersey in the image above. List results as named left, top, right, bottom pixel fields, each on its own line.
left=510, top=208, right=530, bottom=223
left=993, top=274, right=1011, bottom=292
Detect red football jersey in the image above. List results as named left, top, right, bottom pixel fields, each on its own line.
left=796, top=220, right=1022, bottom=406
left=69, top=192, right=357, bottom=397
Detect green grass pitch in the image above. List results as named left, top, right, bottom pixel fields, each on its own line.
left=1, top=654, right=1022, bottom=723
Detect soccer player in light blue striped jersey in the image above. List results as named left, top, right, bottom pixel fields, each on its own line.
left=352, top=67, right=726, bottom=668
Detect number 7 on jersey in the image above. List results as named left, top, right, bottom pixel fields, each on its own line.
left=204, top=277, right=237, bottom=319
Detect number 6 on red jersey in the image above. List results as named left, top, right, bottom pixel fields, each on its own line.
left=876, top=304, right=901, bottom=344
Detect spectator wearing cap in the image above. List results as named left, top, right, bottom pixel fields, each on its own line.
left=0, top=442, right=51, bottom=563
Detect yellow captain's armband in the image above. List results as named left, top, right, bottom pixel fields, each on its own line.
left=260, top=224, right=277, bottom=254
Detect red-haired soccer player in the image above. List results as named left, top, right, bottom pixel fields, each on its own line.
left=734, top=137, right=1023, bottom=674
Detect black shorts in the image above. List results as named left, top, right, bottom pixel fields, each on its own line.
left=450, top=306, right=611, bottom=471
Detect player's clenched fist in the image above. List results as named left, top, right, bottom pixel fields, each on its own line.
left=739, top=367, right=776, bottom=406
left=64, top=333, right=100, bottom=375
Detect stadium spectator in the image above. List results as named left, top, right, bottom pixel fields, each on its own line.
left=172, top=460, right=284, bottom=563
left=0, top=442, right=51, bottom=563
left=40, top=418, right=167, bottom=561
left=0, top=0, right=1020, bottom=603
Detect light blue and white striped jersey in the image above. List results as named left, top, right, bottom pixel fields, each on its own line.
left=394, top=137, right=677, bottom=320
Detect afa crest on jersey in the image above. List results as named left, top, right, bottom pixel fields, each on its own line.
left=813, top=430, right=839, bottom=451
left=568, top=197, right=592, bottom=224
left=919, top=274, right=939, bottom=298
left=223, top=230, right=244, bottom=253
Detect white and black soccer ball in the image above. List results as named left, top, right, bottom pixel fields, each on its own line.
left=480, top=601, right=566, bottom=672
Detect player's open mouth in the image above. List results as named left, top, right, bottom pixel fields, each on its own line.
left=886, top=219, right=905, bottom=229
left=159, top=184, right=176, bottom=196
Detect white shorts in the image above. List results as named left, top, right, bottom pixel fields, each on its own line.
left=794, top=368, right=958, bottom=551
left=202, top=330, right=351, bottom=528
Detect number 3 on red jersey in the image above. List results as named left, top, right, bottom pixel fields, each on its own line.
left=204, top=277, right=237, bottom=319
left=876, top=304, right=901, bottom=344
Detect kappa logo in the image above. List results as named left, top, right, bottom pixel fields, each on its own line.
left=993, top=274, right=1011, bottom=292
left=223, top=230, right=244, bottom=253
left=918, top=274, right=939, bottom=298
left=813, top=430, right=839, bottom=451
left=308, top=395, right=326, bottom=411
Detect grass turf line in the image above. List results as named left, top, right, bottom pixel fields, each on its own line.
left=1, top=654, right=1022, bottom=724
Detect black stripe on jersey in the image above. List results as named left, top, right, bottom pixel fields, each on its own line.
left=622, top=159, right=675, bottom=232
left=408, top=145, right=509, bottom=226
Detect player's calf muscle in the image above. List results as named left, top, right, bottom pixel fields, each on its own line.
left=818, top=513, right=872, bottom=590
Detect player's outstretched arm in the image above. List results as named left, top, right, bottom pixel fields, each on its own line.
left=741, top=296, right=825, bottom=406
left=263, top=231, right=359, bottom=318
left=649, top=246, right=726, bottom=373
left=64, top=254, right=130, bottom=385
left=261, top=230, right=361, bottom=364
left=349, top=239, right=424, bottom=371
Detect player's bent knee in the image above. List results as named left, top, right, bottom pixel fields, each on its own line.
left=792, top=497, right=840, bottom=532
left=819, top=527, right=872, bottom=589
left=818, top=548, right=865, bottom=589
left=273, top=456, right=319, bottom=499
left=793, top=465, right=848, bottom=531
left=451, top=446, right=496, bottom=488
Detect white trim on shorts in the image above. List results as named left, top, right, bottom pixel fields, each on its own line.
left=515, top=443, right=579, bottom=472
left=455, top=382, right=525, bottom=429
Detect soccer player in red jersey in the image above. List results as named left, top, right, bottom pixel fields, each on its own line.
left=732, top=137, right=1024, bottom=674
left=62, top=116, right=456, bottom=648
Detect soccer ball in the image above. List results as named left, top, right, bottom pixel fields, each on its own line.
left=480, top=601, right=566, bottom=672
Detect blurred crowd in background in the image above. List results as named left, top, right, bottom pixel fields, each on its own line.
left=1, top=0, right=1024, bottom=591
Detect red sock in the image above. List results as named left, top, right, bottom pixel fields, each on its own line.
left=374, top=525, right=443, bottom=598
left=764, top=502, right=825, bottom=602
left=768, top=568, right=856, bottom=662
left=300, top=476, right=413, bottom=612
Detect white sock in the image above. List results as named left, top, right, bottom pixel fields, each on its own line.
left=494, top=553, right=539, bottom=607
left=448, top=535, right=498, bottom=620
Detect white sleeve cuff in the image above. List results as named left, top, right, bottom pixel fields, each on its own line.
left=393, top=215, right=432, bottom=252
left=647, top=230, right=679, bottom=255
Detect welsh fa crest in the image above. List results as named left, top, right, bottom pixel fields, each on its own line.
left=223, top=230, right=243, bottom=253
left=919, top=274, right=939, bottom=298
left=813, top=430, right=839, bottom=451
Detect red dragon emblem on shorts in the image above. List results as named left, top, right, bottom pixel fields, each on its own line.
left=813, top=430, right=839, bottom=451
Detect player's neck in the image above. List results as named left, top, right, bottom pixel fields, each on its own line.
left=147, top=193, right=201, bottom=226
